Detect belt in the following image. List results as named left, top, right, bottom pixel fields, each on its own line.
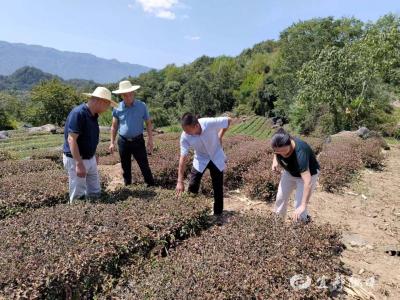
left=64, top=152, right=93, bottom=160
left=119, top=134, right=143, bottom=142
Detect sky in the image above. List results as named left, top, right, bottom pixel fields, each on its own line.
left=0, top=0, right=399, bottom=69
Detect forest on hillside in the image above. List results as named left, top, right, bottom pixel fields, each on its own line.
left=1, top=14, right=399, bottom=137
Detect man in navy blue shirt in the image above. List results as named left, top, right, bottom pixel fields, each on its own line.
left=109, top=80, right=155, bottom=186
left=63, top=87, right=118, bottom=203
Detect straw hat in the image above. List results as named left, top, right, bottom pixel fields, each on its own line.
left=83, top=87, right=118, bottom=107
left=112, top=80, right=141, bottom=94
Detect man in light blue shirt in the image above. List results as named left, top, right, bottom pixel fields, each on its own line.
left=112, top=99, right=149, bottom=137
left=109, top=80, right=154, bottom=186
left=176, top=113, right=232, bottom=216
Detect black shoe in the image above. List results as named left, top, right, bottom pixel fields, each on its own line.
left=211, top=213, right=224, bottom=226
left=303, top=215, right=312, bottom=224
left=385, top=250, right=400, bottom=257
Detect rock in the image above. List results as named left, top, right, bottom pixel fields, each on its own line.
left=28, top=127, right=42, bottom=133
left=55, top=127, right=64, bottom=134
left=41, top=124, right=57, bottom=133
left=324, top=136, right=332, bottom=144
left=350, top=240, right=364, bottom=247
left=332, top=129, right=390, bottom=150
left=342, top=233, right=369, bottom=248
left=28, top=124, right=57, bottom=133
left=271, top=117, right=283, bottom=126
left=357, top=127, right=370, bottom=139
left=271, top=117, right=283, bottom=127
left=346, top=191, right=359, bottom=196
left=0, top=131, right=9, bottom=140
left=332, top=130, right=357, bottom=137
left=331, top=130, right=358, bottom=139
left=392, top=100, right=400, bottom=108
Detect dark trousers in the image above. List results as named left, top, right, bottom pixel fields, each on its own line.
left=118, top=135, right=154, bottom=186
left=188, top=161, right=224, bottom=215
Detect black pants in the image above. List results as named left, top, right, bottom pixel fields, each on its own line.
left=188, top=161, right=224, bottom=215
left=118, top=136, right=154, bottom=186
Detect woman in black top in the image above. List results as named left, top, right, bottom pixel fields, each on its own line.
left=271, top=128, right=320, bottom=222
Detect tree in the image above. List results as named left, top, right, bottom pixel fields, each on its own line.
left=362, top=14, right=400, bottom=90
left=274, top=17, right=364, bottom=119
left=209, top=57, right=239, bottom=112
left=0, top=107, right=13, bottom=130
left=163, top=64, right=186, bottom=83
left=0, top=92, right=22, bottom=129
left=149, top=106, right=172, bottom=128
left=292, top=43, right=390, bottom=134
left=29, top=79, right=82, bottom=126
left=160, top=81, right=182, bottom=109
left=184, top=71, right=218, bottom=116
left=234, top=73, right=265, bottom=114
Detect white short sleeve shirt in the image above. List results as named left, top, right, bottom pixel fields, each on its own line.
left=180, top=117, right=229, bottom=173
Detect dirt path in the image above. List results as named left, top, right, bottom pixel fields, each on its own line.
left=223, top=145, right=400, bottom=299
left=310, top=145, right=400, bottom=299
left=99, top=145, right=400, bottom=299
left=98, top=163, right=124, bottom=191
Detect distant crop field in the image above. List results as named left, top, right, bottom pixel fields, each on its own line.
left=0, top=131, right=110, bottom=159
left=227, top=116, right=273, bottom=139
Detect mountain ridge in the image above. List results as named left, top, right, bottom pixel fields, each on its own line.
left=0, top=66, right=98, bottom=91
left=0, top=41, right=152, bottom=83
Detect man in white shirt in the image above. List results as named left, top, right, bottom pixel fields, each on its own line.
left=176, top=113, right=232, bottom=215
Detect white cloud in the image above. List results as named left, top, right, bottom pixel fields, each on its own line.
left=127, top=4, right=134, bottom=9
left=185, top=35, right=200, bottom=41
left=135, top=0, right=179, bottom=20
left=137, top=0, right=178, bottom=12
left=156, top=10, right=176, bottom=20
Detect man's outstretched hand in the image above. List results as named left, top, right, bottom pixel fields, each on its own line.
left=176, top=181, right=185, bottom=197
left=293, top=204, right=306, bottom=221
